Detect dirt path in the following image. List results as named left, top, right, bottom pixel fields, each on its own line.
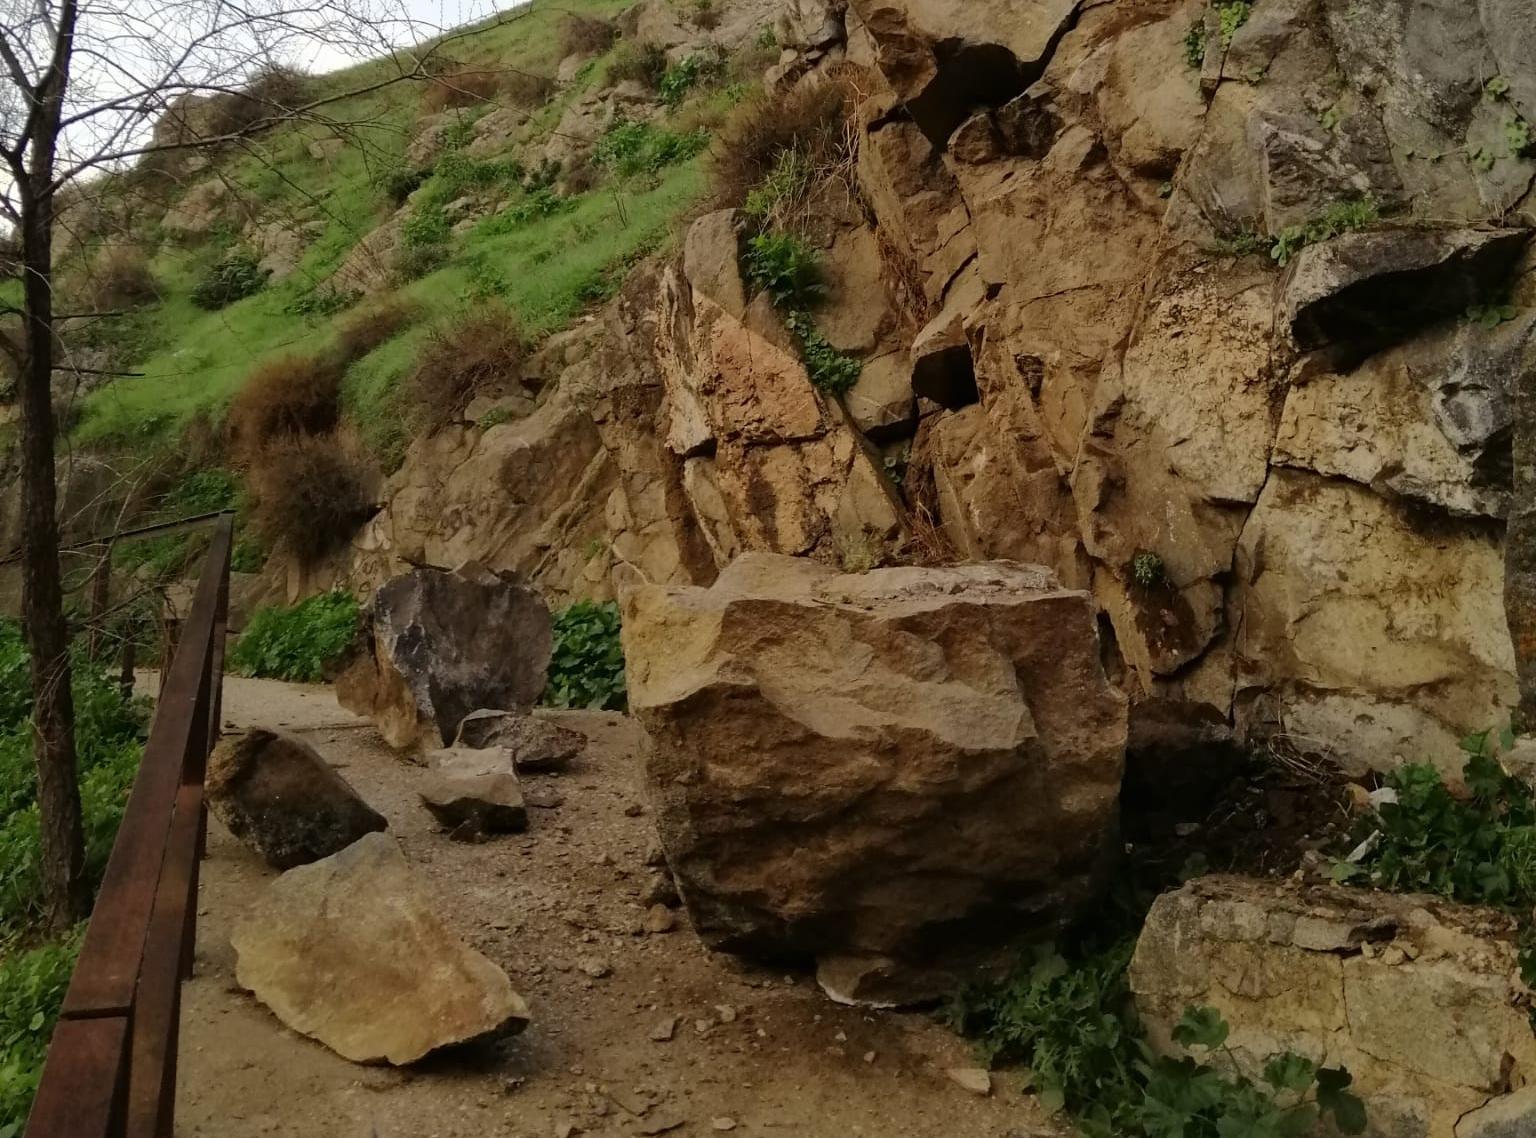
left=173, top=676, right=1056, bottom=1138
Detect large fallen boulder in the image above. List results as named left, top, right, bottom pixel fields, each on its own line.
left=453, top=710, right=586, bottom=773
left=231, top=832, right=528, bottom=1065
left=622, top=553, right=1126, bottom=1005
left=336, top=562, right=553, bottom=748
left=206, top=729, right=387, bottom=869
left=419, top=747, right=528, bottom=836
left=1131, top=876, right=1536, bottom=1137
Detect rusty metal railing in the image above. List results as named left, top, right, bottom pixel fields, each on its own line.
left=25, top=513, right=232, bottom=1138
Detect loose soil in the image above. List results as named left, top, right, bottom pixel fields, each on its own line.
left=174, top=676, right=1058, bottom=1138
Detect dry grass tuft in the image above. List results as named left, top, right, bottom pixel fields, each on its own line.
left=247, top=429, right=379, bottom=564
left=711, top=74, right=861, bottom=215
left=420, top=67, right=502, bottom=112
left=225, top=352, right=344, bottom=465
left=559, top=13, right=618, bottom=57
left=404, top=304, right=526, bottom=433
left=81, top=245, right=159, bottom=311
left=334, top=296, right=419, bottom=363
left=607, top=41, right=668, bottom=90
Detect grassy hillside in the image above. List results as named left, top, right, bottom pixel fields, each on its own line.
left=60, top=0, right=752, bottom=459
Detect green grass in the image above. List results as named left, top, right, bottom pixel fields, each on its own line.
left=229, top=589, right=360, bottom=682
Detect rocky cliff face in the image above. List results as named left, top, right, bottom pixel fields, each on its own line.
left=342, top=0, right=1536, bottom=777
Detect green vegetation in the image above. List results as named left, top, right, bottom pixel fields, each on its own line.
left=743, top=149, right=813, bottom=227
left=228, top=589, right=360, bottom=683
left=112, top=469, right=239, bottom=583
left=1183, top=23, right=1207, bottom=70
left=190, top=249, right=269, bottom=310
left=1129, top=551, right=1166, bottom=588
left=544, top=600, right=627, bottom=711
left=1269, top=197, right=1379, bottom=266
left=595, top=119, right=709, bottom=178
left=659, top=52, right=722, bottom=106
left=949, top=948, right=1366, bottom=1137
left=742, top=232, right=863, bottom=396
left=1217, top=1, right=1251, bottom=47
left=0, top=931, right=83, bottom=1136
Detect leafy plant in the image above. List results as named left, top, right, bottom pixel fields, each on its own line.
left=1467, top=301, right=1518, bottom=328
left=743, top=148, right=813, bottom=227
left=1270, top=197, right=1379, bottom=266
left=784, top=310, right=860, bottom=395
left=228, top=589, right=359, bottom=683
left=744, top=231, right=824, bottom=308
left=595, top=119, right=709, bottom=179
left=190, top=249, right=268, bottom=310
left=1183, top=23, right=1207, bottom=70
left=658, top=52, right=722, bottom=106
left=544, top=600, right=627, bottom=712
left=948, top=946, right=1367, bottom=1138
left=1217, top=1, right=1250, bottom=47
left=0, top=930, right=82, bottom=1135
left=1130, top=551, right=1166, bottom=588
left=401, top=202, right=451, bottom=248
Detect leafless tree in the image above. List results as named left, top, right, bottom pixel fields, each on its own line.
left=0, top=0, right=501, bottom=930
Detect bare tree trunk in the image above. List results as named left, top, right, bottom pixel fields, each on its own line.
left=18, top=194, right=86, bottom=930
left=13, top=0, right=87, bottom=931
left=1510, top=372, right=1536, bottom=733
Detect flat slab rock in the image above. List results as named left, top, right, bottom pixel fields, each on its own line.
left=454, top=710, right=586, bottom=773
left=232, top=832, right=528, bottom=1065
left=1131, top=875, right=1536, bottom=1137
left=207, top=728, right=386, bottom=869
left=419, top=747, right=528, bottom=835
left=622, top=553, right=1126, bottom=1005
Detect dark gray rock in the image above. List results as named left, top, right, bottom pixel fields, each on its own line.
left=207, top=729, right=387, bottom=870
left=453, top=710, right=586, bottom=773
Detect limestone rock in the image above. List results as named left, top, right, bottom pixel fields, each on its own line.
left=232, top=832, right=529, bottom=1064
left=1132, top=876, right=1536, bottom=1137
left=160, top=179, right=228, bottom=236
left=623, top=554, right=1126, bottom=1003
left=206, top=729, right=387, bottom=870
left=419, top=748, right=528, bottom=835
left=1279, top=228, right=1531, bottom=351
left=336, top=563, right=552, bottom=748
left=452, top=710, right=586, bottom=773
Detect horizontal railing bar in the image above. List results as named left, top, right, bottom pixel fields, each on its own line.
left=0, top=509, right=232, bottom=568
left=58, top=515, right=232, bottom=1020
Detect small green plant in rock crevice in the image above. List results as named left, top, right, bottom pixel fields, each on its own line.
left=228, top=589, right=359, bottom=683
left=1269, top=196, right=1379, bottom=266
left=1130, top=551, right=1166, bottom=588
left=947, top=944, right=1367, bottom=1138
left=743, top=232, right=864, bottom=396
left=544, top=601, right=627, bottom=712
left=1183, top=1, right=1249, bottom=72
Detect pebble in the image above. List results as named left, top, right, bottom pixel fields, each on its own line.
left=576, top=956, right=612, bottom=979
left=715, top=1004, right=738, bottom=1024
left=649, top=1015, right=679, bottom=1042
left=644, top=905, right=677, bottom=934
left=711, top=1119, right=738, bottom=1132
left=554, top=1123, right=577, bottom=1138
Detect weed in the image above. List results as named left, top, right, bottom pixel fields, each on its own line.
left=225, top=353, right=344, bottom=463
left=743, top=231, right=824, bottom=307
left=284, top=287, right=359, bottom=319
left=559, top=13, right=617, bottom=57
left=1183, top=23, right=1207, bottom=70
left=1468, top=301, right=1518, bottom=328
left=659, top=52, right=723, bottom=106
left=948, top=946, right=1367, bottom=1137
left=245, top=431, right=377, bottom=565
left=377, top=165, right=430, bottom=205
left=405, top=304, right=526, bottom=432
left=607, top=41, right=668, bottom=90
left=783, top=311, right=860, bottom=394
left=1270, top=196, right=1379, bottom=266
left=1130, top=551, right=1165, bottom=588
left=712, top=78, right=855, bottom=211
left=80, top=245, right=159, bottom=311
left=755, top=26, right=778, bottom=50
left=402, top=203, right=451, bottom=248
left=742, top=148, right=813, bottom=228
left=334, top=296, right=418, bottom=361
left=690, top=0, right=721, bottom=30
left=398, top=240, right=449, bottom=280
left=1217, top=1, right=1250, bottom=47
left=476, top=406, right=515, bottom=429
left=544, top=601, right=627, bottom=712
left=190, top=249, right=268, bottom=310
left=229, top=589, right=360, bottom=682
left=430, top=151, right=524, bottom=200
left=595, top=119, right=710, bottom=179
left=0, top=930, right=82, bottom=1135
left=420, top=66, right=501, bottom=113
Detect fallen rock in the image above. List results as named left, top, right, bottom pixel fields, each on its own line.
left=649, top=1015, right=679, bottom=1042
left=623, top=553, right=1126, bottom=1004
left=419, top=748, right=528, bottom=835
left=336, top=563, right=553, bottom=748
left=1279, top=227, right=1530, bottom=352
left=231, top=832, right=528, bottom=1064
left=1131, top=875, right=1536, bottom=1137
left=643, top=904, right=676, bottom=934
left=454, top=709, right=587, bottom=772
left=207, top=729, right=387, bottom=870
left=945, top=1068, right=992, bottom=1097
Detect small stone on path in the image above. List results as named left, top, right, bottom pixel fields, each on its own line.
left=576, top=955, right=612, bottom=979
left=649, top=1016, right=679, bottom=1042
left=644, top=905, right=677, bottom=933
left=945, top=1067, right=992, bottom=1096
left=712, top=1118, right=738, bottom=1132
